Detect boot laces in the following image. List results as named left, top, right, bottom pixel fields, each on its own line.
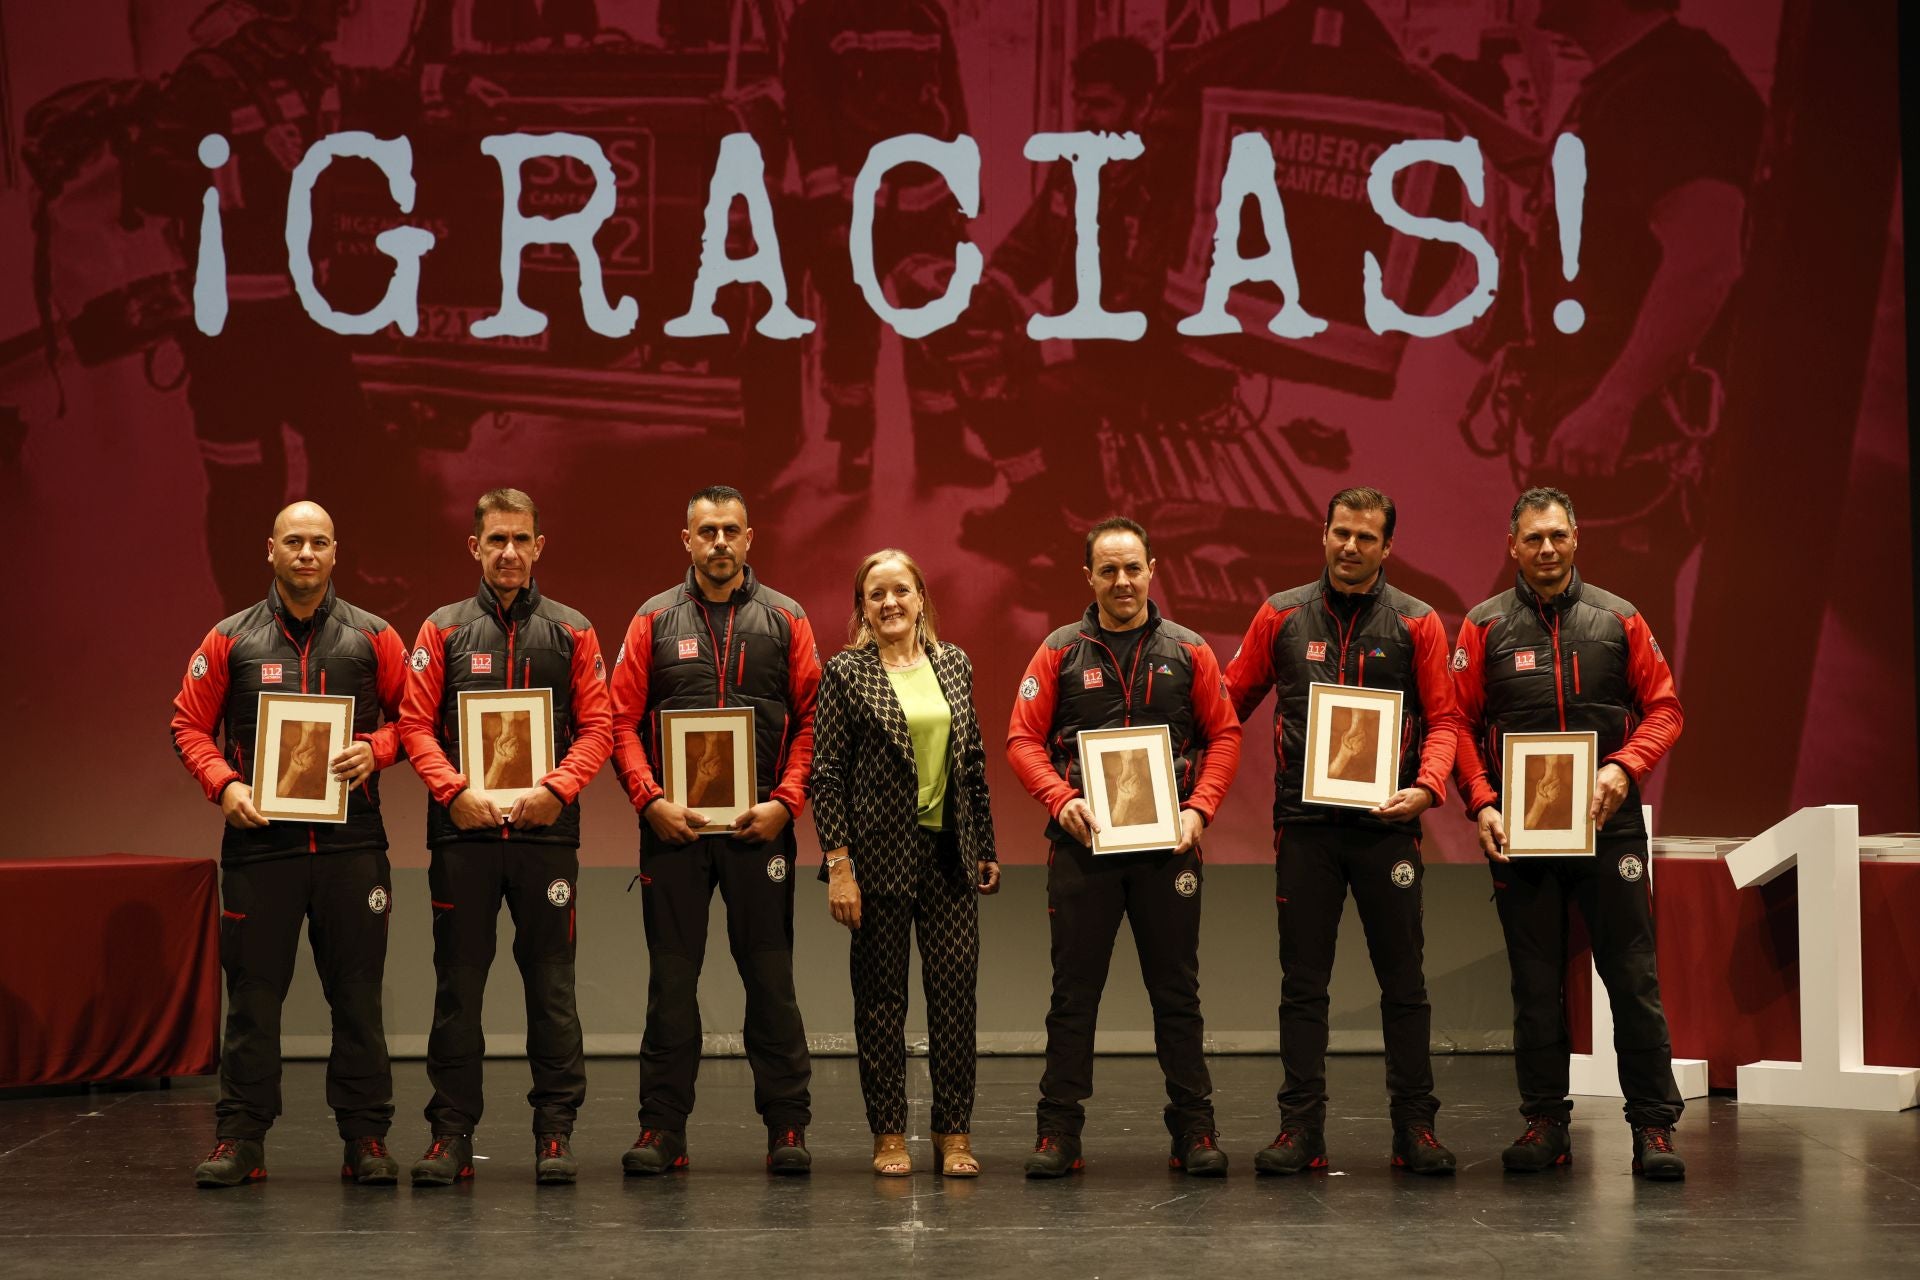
left=1035, top=1135, right=1064, bottom=1153
left=425, top=1137, right=457, bottom=1161
left=205, top=1139, right=238, bottom=1161
left=355, top=1138, right=390, bottom=1159
left=634, top=1128, right=666, bottom=1149
left=1516, top=1116, right=1559, bottom=1145
left=540, top=1137, right=566, bottom=1160
left=1408, top=1127, right=1442, bottom=1150
left=1640, top=1127, right=1674, bottom=1154
left=1270, top=1129, right=1302, bottom=1149
left=1188, top=1132, right=1219, bottom=1151
left=772, top=1128, right=802, bottom=1148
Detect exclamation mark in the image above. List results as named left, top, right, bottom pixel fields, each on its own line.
left=1551, top=132, right=1586, bottom=334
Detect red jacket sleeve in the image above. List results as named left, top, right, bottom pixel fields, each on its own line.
left=1449, top=616, right=1499, bottom=815
left=354, top=624, right=410, bottom=770
left=772, top=610, right=822, bottom=818
left=1224, top=601, right=1291, bottom=724
left=1606, top=612, right=1684, bottom=781
left=1181, top=640, right=1243, bottom=824
left=1007, top=642, right=1073, bottom=818
left=608, top=611, right=662, bottom=810
left=400, top=620, right=467, bottom=805
left=170, top=628, right=242, bottom=802
left=541, top=625, right=612, bottom=802
left=1407, top=611, right=1462, bottom=806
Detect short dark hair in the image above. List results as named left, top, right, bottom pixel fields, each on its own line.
left=1510, top=486, right=1577, bottom=534
left=1084, top=516, right=1152, bottom=567
left=686, top=485, right=749, bottom=524
left=1324, top=487, right=1396, bottom=540
left=1073, top=37, right=1157, bottom=103
left=473, top=487, right=539, bottom=536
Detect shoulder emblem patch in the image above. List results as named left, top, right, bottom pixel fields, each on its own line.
left=1451, top=647, right=1468, bottom=672
left=593, top=654, right=605, bottom=680
left=190, top=652, right=209, bottom=680
left=410, top=646, right=430, bottom=672
left=1019, top=675, right=1039, bottom=701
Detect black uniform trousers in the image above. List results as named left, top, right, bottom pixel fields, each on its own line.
left=1275, top=824, right=1438, bottom=1130
left=1038, top=841, right=1213, bottom=1141
left=849, top=829, right=979, bottom=1135
left=424, top=839, right=585, bottom=1137
left=216, top=849, right=393, bottom=1142
left=637, top=827, right=811, bottom=1131
left=1492, top=833, right=1684, bottom=1128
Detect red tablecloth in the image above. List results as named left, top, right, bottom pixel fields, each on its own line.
left=1569, top=857, right=1920, bottom=1088
left=0, top=854, right=220, bottom=1088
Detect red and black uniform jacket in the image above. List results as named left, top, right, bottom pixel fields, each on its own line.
left=1451, top=570, right=1684, bottom=840
left=170, top=582, right=408, bottom=864
left=1007, top=601, right=1242, bottom=844
left=399, top=580, right=613, bottom=850
left=608, top=566, right=822, bottom=821
left=1225, top=571, right=1463, bottom=834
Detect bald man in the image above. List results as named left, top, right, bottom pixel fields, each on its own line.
left=170, top=502, right=412, bottom=1188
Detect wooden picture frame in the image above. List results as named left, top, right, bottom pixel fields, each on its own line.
left=1078, top=724, right=1182, bottom=855
left=251, top=692, right=355, bottom=823
left=457, top=687, right=556, bottom=809
left=661, top=706, right=757, bottom=830
left=1302, top=682, right=1403, bottom=810
left=1501, top=731, right=1599, bottom=856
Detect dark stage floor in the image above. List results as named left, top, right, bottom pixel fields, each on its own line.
left=2, top=1055, right=1916, bottom=1278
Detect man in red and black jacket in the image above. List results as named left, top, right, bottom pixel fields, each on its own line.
left=169, top=500, right=409, bottom=1189
left=1225, top=487, right=1464, bottom=1177
left=397, top=488, right=612, bottom=1187
left=1452, top=486, right=1687, bottom=1181
left=608, top=485, right=822, bottom=1176
left=1007, top=516, right=1241, bottom=1179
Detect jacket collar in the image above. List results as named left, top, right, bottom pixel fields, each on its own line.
left=683, top=563, right=760, bottom=607
left=1079, top=598, right=1162, bottom=637
left=269, top=580, right=334, bottom=630
left=1518, top=567, right=1584, bottom=617
left=1319, top=568, right=1386, bottom=615
left=476, top=577, right=541, bottom=623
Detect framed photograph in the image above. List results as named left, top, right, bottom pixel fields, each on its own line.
left=1077, top=724, right=1182, bottom=855
left=660, top=706, right=757, bottom=830
left=251, top=692, right=355, bottom=823
left=1501, top=731, right=1599, bottom=856
left=457, top=688, right=556, bottom=809
left=1302, top=682, right=1403, bottom=810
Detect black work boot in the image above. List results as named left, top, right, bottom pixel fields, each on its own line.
left=193, top=1138, right=266, bottom=1188
left=1501, top=1115, right=1573, bottom=1172
left=1024, top=1133, right=1084, bottom=1178
left=341, top=1137, right=399, bottom=1185
left=1172, top=1130, right=1229, bottom=1178
left=766, top=1126, right=812, bottom=1175
left=535, top=1134, right=577, bottom=1184
left=1253, top=1128, right=1327, bottom=1176
left=1632, top=1126, right=1686, bottom=1181
left=1391, top=1126, right=1457, bottom=1176
left=410, top=1134, right=474, bottom=1186
left=621, top=1127, right=689, bottom=1176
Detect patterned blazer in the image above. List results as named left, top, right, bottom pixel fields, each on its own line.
left=811, top=641, right=996, bottom=895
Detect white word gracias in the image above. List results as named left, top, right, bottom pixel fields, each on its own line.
left=192, top=128, right=1589, bottom=342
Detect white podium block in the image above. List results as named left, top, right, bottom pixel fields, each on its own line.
left=1726, top=805, right=1919, bottom=1111
left=1569, top=808, right=1711, bottom=1101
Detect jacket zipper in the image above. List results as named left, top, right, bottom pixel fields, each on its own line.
left=1081, top=631, right=1148, bottom=726
left=276, top=616, right=318, bottom=852
left=699, top=602, right=737, bottom=707
left=1547, top=611, right=1567, bottom=731
left=1321, top=596, right=1360, bottom=685
left=506, top=622, right=517, bottom=689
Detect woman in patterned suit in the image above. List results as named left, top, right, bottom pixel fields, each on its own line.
left=813, top=548, right=1000, bottom=1177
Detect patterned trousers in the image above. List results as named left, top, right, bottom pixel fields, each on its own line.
left=849, top=829, right=980, bottom=1134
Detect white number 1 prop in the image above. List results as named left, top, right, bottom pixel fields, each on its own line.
left=1725, top=805, right=1918, bottom=1110
left=1570, top=807, right=1710, bottom=1100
